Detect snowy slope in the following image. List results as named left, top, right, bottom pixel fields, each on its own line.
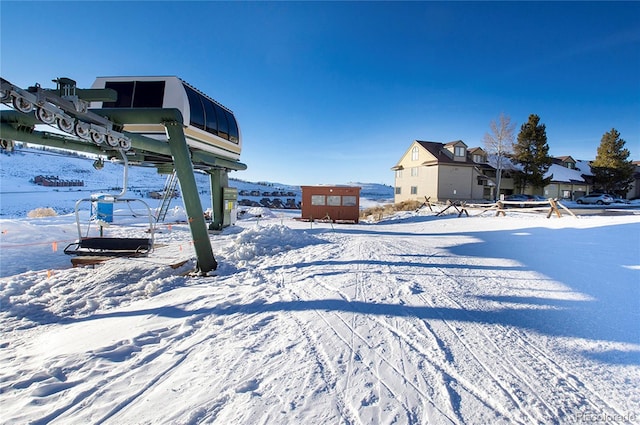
left=0, top=147, right=393, bottom=218
left=1, top=147, right=639, bottom=425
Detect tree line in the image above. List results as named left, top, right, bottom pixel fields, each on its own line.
left=483, top=113, right=635, bottom=197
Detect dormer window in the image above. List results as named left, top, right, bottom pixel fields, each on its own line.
left=473, top=154, right=484, bottom=163
left=454, top=146, right=466, bottom=157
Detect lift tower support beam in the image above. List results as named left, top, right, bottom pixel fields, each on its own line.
left=1, top=76, right=245, bottom=275
left=1, top=83, right=220, bottom=274
left=164, top=120, right=217, bottom=274
left=208, top=168, right=226, bottom=231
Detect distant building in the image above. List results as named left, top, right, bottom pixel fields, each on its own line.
left=627, top=161, right=640, bottom=200
left=391, top=140, right=495, bottom=203
left=542, top=157, right=591, bottom=200
left=33, top=175, right=84, bottom=187
left=300, top=186, right=361, bottom=223
left=391, top=139, right=632, bottom=203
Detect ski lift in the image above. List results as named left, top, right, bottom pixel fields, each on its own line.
left=64, top=151, right=155, bottom=257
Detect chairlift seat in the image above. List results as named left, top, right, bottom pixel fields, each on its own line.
left=64, top=237, right=152, bottom=257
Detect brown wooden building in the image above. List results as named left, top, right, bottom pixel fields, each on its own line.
left=300, top=186, right=361, bottom=223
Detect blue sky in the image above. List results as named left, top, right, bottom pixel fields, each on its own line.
left=1, top=1, right=639, bottom=186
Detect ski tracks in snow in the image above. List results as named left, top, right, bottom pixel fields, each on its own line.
left=249, top=225, right=628, bottom=425
left=273, top=234, right=463, bottom=424
left=3, top=218, right=638, bottom=424
left=4, top=310, right=211, bottom=424
left=416, top=262, right=628, bottom=423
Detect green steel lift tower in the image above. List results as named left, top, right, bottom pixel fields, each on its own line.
left=0, top=76, right=247, bottom=274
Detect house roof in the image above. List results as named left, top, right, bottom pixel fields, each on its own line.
left=545, top=163, right=587, bottom=183
left=574, top=160, right=593, bottom=176
left=468, top=147, right=485, bottom=154
left=490, top=154, right=594, bottom=178
left=415, top=140, right=493, bottom=170
left=444, top=140, right=467, bottom=148
left=554, top=155, right=576, bottom=164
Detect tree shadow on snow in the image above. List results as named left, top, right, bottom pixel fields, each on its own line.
left=42, top=220, right=640, bottom=366
left=78, top=288, right=639, bottom=366
left=300, top=220, right=639, bottom=358
left=443, top=221, right=640, bottom=362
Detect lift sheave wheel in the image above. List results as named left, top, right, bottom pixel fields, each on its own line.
left=90, top=130, right=105, bottom=144
left=74, top=121, right=90, bottom=138
left=36, top=107, right=56, bottom=124
left=106, top=134, right=119, bottom=147
left=57, top=116, right=74, bottom=133
left=12, top=96, right=33, bottom=113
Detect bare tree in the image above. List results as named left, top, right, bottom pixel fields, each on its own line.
left=483, top=113, right=515, bottom=199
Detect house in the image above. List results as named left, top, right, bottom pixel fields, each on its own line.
left=33, top=175, right=84, bottom=187
left=391, top=140, right=496, bottom=203
left=542, top=157, right=591, bottom=200
left=300, top=185, right=361, bottom=223
left=628, top=161, right=640, bottom=200
left=393, top=139, right=637, bottom=203
left=495, top=155, right=593, bottom=200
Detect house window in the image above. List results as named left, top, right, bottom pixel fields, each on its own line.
left=327, top=195, right=341, bottom=206
left=473, top=154, right=484, bottom=163
left=396, top=169, right=403, bottom=178
left=342, top=196, right=357, bottom=206
left=395, top=187, right=401, bottom=195
left=411, top=167, right=419, bottom=177
left=455, top=146, right=466, bottom=157
left=410, top=186, right=418, bottom=195
left=411, top=146, right=419, bottom=161
left=311, top=195, right=325, bottom=206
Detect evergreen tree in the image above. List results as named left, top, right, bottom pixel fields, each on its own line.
left=591, top=128, right=634, bottom=196
left=512, top=114, right=552, bottom=192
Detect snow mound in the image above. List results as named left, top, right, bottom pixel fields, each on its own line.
left=221, top=224, right=324, bottom=264
left=240, top=207, right=276, bottom=218
left=163, top=206, right=189, bottom=222
left=0, top=258, right=195, bottom=332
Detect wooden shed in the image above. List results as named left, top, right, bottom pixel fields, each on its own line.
left=300, top=185, right=361, bottom=223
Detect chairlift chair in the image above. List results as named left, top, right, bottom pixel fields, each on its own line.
left=64, top=151, right=155, bottom=258
left=64, top=195, right=155, bottom=257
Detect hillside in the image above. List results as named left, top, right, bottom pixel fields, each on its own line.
left=0, top=146, right=393, bottom=218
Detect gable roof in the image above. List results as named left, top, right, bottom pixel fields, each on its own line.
left=553, top=156, right=578, bottom=166
left=545, top=163, right=587, bottom=183
left=391, top=140, right=437, bottom=170
left=416, top=141, right=448, bottom=163
left=416, top=141, right=492, bottom=169
left=444, top=140, right=467, bottom=148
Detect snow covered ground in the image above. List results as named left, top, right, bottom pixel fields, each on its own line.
left=1, top=148, right=639, bottom=424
